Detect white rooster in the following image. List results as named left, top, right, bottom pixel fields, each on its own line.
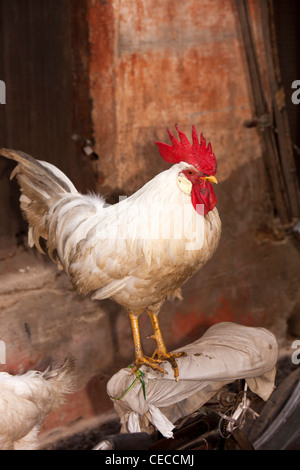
left=0, top=358, right=76, bottom=450
left=0, top=125, right=221, bottom=380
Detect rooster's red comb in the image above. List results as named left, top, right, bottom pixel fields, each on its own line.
left=155, top=124, right=216, bottom=175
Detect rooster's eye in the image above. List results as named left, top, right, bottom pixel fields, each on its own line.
left=188, top=171, right=192, bottom=175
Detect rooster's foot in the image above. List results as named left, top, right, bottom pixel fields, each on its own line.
left=147, top=309, right=187, bottom=381
left=130, top=354, right=168, bottom=376
left=151, top=346, right=187, bottom=381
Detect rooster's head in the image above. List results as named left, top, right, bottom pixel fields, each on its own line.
left=155, top=125, right=218, bottom=215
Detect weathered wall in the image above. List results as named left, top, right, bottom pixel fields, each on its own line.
left=89, top=0, right=262, bottom=195
left=0, top=0, right=299, bottom=439
left=88, top=0, right=300, bottom=337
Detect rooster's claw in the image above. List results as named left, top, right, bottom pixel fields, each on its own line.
left=130, top=355, right=168, bottom=376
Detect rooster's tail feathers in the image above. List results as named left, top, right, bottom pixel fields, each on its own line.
left=1, top=149, right=77, bottom=194
left=0, top=148, right=78, bottom=254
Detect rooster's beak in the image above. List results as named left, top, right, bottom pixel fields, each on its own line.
left=201, top=175, right=218, bottom=184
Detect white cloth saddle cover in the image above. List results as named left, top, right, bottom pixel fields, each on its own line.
left=107, top=322, right=278, bottom=438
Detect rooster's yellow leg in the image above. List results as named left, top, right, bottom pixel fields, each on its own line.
left=147, top=310, right=186, bottom=381
left=129, top=313, right=167, bottom=376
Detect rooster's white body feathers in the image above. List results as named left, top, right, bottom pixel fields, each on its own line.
left=1, top=150, right=221, bottom=316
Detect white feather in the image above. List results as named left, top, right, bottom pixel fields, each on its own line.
left=0, top=359, right=76, bottom=450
